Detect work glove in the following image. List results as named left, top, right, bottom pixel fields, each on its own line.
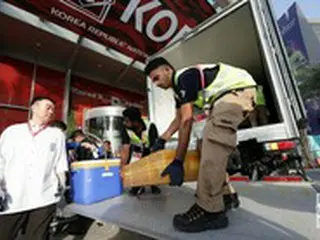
left=161, top=158, right=184, bottom=186
left=151, top=138, right=166, bottom=152
left=0, top=187, right=7, bottom=212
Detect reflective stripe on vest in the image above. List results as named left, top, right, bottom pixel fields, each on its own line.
left=126, top=127, right=150, bottom=162
left=174, top=63, right=257, bottom=109
left=256, top=85, right=266, bottom=106
left=126, top=128, right=149, bottom=148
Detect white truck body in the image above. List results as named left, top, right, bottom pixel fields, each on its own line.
left=147, top=0, right=306, bottom=148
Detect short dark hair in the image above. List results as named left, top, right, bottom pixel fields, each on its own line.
left=123, top=107, right=142, bottom=122
left=30, top=96, right=55, bottom=106
left=71, top=129, right=85, bottom=139
left=51, top=120, right=67, bottom=131
left=144, top=57, right=173, bottom=76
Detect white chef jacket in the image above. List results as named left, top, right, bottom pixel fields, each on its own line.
left=0, top=122, right=68, bottom=215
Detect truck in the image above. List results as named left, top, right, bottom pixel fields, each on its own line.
left=66, top=1, right=320, bottom=239
left=147, top=0, right=311, bottom=180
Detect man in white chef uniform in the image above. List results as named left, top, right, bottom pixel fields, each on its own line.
left=0, top=96, right=68, bottom=240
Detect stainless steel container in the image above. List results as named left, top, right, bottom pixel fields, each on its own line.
left=84, top=106, right=125, bottom=157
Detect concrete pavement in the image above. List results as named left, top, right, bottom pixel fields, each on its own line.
left=52, top=222, right=152, bottom=240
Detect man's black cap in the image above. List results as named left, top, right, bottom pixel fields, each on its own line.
left=71, top=129, right=85, bottom=139
left=123, top=107, right=142, bottom=122
left=144, top=57, right=173, bottom=76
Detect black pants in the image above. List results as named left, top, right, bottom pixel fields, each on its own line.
left=0, top=204, right=56, bottom=240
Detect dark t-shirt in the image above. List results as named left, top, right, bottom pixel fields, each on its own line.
left=173, top=66, right=219, bottom=109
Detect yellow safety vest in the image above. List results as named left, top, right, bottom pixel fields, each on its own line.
left=174, top=63, right=257, bottom=109
left=126, top=127, right=150, bottom=162
left=256, top=85, right=266, bottom=106
left=126, top=129, right=149, bottom=148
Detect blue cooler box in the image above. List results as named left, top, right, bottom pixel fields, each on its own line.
left=71, top=159, right=122, bottom=205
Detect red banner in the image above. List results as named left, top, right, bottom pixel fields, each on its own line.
left=70, top=75, right=147, bottom=128
left=5, top=0, right=215, bottom=61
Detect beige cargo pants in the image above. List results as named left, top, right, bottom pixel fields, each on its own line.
left=196, top=142, right=236, bottom=196
left=196, top=88, right=256, bottom=212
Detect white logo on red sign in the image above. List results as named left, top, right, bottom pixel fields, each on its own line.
left=60, top=0, right=115, bottom=23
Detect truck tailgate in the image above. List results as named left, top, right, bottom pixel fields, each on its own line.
left=67, top=182, right=319, bottom=239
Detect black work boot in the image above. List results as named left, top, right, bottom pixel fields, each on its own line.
left=150, top=185, right=161, bottom=194
left=129, top=187, right=145, bottom=196
left=223, top=193, right=240, bottom=211
left=173, top=204, right=228, bottom=232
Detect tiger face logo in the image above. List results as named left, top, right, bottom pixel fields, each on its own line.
left=60, top=0, right=116, bottom=23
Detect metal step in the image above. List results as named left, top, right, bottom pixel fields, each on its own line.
left=67, top=182, right=319, bottom=239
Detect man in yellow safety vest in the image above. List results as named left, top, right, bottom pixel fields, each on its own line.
left=145, top=57, right=257, bottom=232
left=120, top=107, right=161, bottom=196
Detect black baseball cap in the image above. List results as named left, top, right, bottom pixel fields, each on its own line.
left=144, top=57, right=173, bottom=76
left=123, top=107, right=142, bottom=122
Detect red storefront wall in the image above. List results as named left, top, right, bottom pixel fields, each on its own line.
left=0, top=56, right=33, bottom=132
left=0, top=56, right=33, bottom=107
left=0, top=56, right=147, bottom=133
left=34, top=66, right=65, bottom=120
left=0, top=56, right=65, bottom=132
left=70, top=75, right=147, bottom=129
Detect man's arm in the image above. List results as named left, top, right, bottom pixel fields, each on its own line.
left=0, top=128, right=9, bottom=186
left=176, top=103, right=194, bottom=161
left=160, top=105, right=192, bottom=186
left=0, top=143, right=6, bottom=210
left=119, top=127, right=131, bottom=166
left=120, top=144, right=130, bottom=166
left=55, top=131, right=68, bottom=190
left=160, top=68, right=199, bottom=186
left=0, top=139, right=5, bottom=186
left=148, top=123, right=159, bottom=148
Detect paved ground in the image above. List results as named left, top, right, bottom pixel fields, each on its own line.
left=306, top=168, right=320, bottom=192
left=52, top=221, right=153, bottom=240
left=307, top=168, right=320, bottom=182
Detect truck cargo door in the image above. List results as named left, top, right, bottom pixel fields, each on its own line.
left=250, top=0, right=306, bottom=129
